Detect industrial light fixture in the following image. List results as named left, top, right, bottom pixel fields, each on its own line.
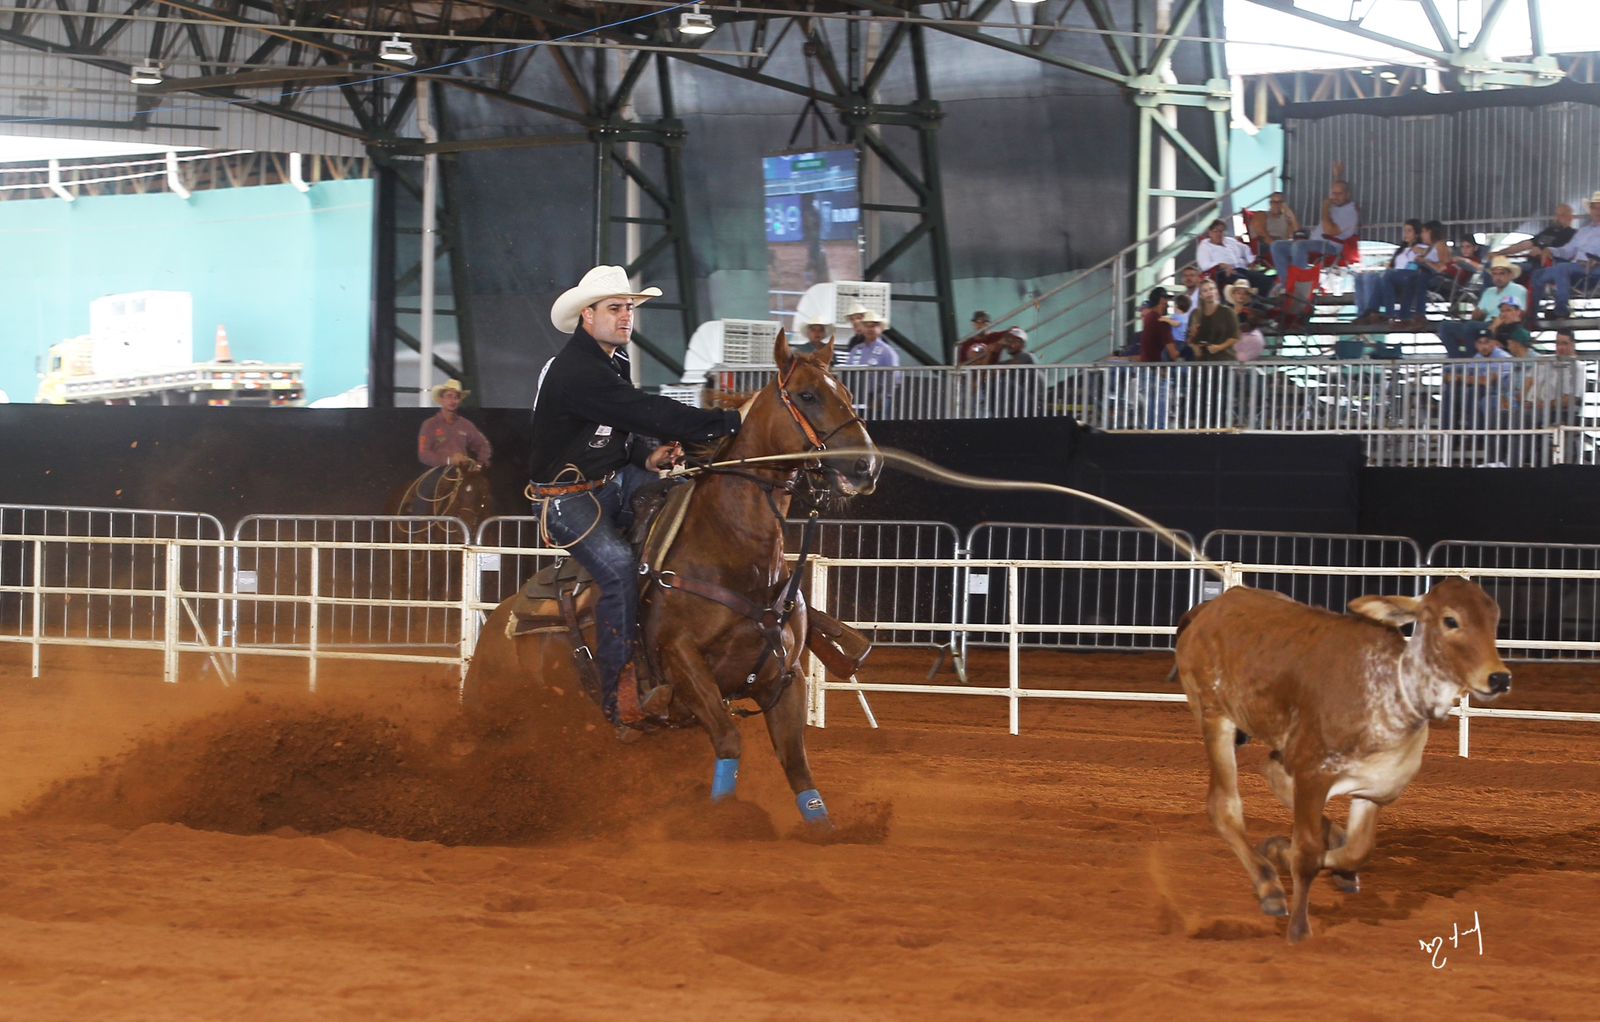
left=380, top=34, right=417, bottom=64
left=678, top=4, right=715, bottom=35
left=130, top=63, right=163, bottom=86
left=1010, top=0, right=1048, bottom=5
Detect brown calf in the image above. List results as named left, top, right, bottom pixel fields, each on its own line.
left=1173, top=578, right=1512, bottom=943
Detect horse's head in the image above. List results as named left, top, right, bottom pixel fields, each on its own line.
left=757, top=331, right=882, bottom=503
left=452, top=464, right=495, bottom=531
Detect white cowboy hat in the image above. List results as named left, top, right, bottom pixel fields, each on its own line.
left=550, top=265, right=662, bottom=334
left=430, top=378, right=468, bottom=402
left=1589, top=190, right=1600, bottom=206
left=1007, top=327, right=1029, bottom=342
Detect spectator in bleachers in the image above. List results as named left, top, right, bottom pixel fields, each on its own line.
left=1529, top=191, right=1600, bottom=324
left=1550, top=330, right=1585, bottom=462
left=1139, top=288, right=1182, bottom=363
left=845, top=308, right=899, bottom=419
left=1437, top=256, right=1527, bottom=357
left=955, top=311, right=993, bottom=365
left=1170, top=293, right=1192, bottom=349
left=1442, top=332, right=1514, bottom=462
left=1486, top=298, right=1532, bottom=352
left=1188, top=280, right=1241, bottom=361
left=1248, top=192, right=1301, bottom=264
left=1354, top=219, right=1425, bottom=325
left=1197, top=220, right=1271, bottom=293
left=1440, top=236, right=1488, bottom=309
left=1270, top=160, right=1358, bottom=275
left=1178, top=264, right=1204, bottom=308
left=1491, top=203, right=1576, bottom=283
left=1404, top=221, right=1454, bottom=328
left=1230, top=289, right=1267, bottom=363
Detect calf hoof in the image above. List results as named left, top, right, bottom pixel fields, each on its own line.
left=1330, top=870, right=1360, bottom=894
left=1259, top=892, right=1289, bottom=918
left=1258, top=836, right=1292, bottom=872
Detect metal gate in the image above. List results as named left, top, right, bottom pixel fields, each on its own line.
left=782, top=519, right=963, bottom=650
left=1427, top=540, right=1600, bottom=660
left=0, top=504, right=225, bottom=676
left=1202, top=530, right=1425, bottom=611
left=230, top=515, right=469, bottom=653
left=962, top=523, right=1199, bottom=653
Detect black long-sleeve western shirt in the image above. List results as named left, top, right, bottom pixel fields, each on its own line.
left=528, top=326, right=741, bottom=483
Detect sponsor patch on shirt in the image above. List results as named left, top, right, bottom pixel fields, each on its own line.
left=588, top=424, right=613, bottom=449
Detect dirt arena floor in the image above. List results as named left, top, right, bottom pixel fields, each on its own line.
left=1, top=642, right=1598, bottom=1020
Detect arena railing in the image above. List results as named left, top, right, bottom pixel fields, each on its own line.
left=7, top=509, right=1600, bottom=756
left=706, top=357, right=1598, bottom=467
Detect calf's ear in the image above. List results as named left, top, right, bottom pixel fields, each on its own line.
left=1349, top=594, right=1421, bottom=628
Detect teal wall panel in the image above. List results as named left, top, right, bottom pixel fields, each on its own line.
left=0, top=179, right=372, bottom=404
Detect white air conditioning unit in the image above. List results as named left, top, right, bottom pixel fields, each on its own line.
left=832, top=280, right=891, bottom=327
left=719, top=318, right=780, bottom=364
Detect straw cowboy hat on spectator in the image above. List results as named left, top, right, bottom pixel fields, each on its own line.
left=430, top=378, right=468, bottom=402
left=551, top=265, right=662, bottom=333
left=843, top=302, right=889, bottom=327
left=1489, top=255, right=1517, bottom=271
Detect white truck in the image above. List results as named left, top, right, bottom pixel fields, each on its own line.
left=36, top=291, right=305, bottom=406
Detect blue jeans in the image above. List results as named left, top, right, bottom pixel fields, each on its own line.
left=1531, top=261, right=1600, bottom=318
left=1385, top=269, right=1427, bottom=319
left=1436, top=320, right=1486, bottom=358
left=539, top=465, right=653, bottom=721
left=1353, top=271, right=1389, bottom=317
left=1270, top=237, right=1342, bottom=272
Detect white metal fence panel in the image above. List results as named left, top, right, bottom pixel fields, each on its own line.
left=781, top=519, right=962, bottom=649
left=962, top=523, right=1199, bottom=653
left=1427, top=540, right=1600, bottom=660
left=230, top=515, right=469, bottom=652
left=1201, top=531, right=1425, bottom=612
left=704, top=358, right=1597, bottom=468
left=474, top=516, right=567, bottom=606
left=0, top=504, right=224, bottom=646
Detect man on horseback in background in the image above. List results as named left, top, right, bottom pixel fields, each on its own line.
left=414, top=379, right=491, bottom=513
left=530, top=265, right=744, bottom=732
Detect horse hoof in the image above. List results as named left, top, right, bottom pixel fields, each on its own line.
left=1259, top=893, right=1289, bottom=918
left=796, top=788, right=831, bottom=828
left=1287, top=920, right=1312, bottom=944
left=1331, top=871, right=1360, bottom=894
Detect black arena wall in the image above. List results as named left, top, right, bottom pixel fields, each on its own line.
left=7, top=406, right=1594, bottom=548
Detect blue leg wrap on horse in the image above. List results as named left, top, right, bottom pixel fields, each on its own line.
left=711, top=758, right=740, bottom=802
left=796, top=788, right=830, bottom=824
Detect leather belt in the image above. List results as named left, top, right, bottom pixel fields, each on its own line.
left=525, top=471, right=614, bottom=500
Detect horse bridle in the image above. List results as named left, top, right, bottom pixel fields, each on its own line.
left=773, top=360, right=868, bottom=477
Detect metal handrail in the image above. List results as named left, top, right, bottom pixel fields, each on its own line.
left=988, top=167, right=1278, bottom=363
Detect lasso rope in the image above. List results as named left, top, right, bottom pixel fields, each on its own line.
left=396, top=463, right=468, bottom=537
left=665, top=444, right=1229, bottom=582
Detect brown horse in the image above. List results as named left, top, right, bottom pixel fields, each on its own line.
left=389, top=462, right=495, bottom=537
left=466, top=333, right=880, bottom=829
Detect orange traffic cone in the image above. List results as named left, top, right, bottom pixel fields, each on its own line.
left=214, top=325, right=233, bottom=363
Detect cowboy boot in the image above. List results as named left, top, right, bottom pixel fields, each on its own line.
left=616, top=662, right=674, bottom=725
